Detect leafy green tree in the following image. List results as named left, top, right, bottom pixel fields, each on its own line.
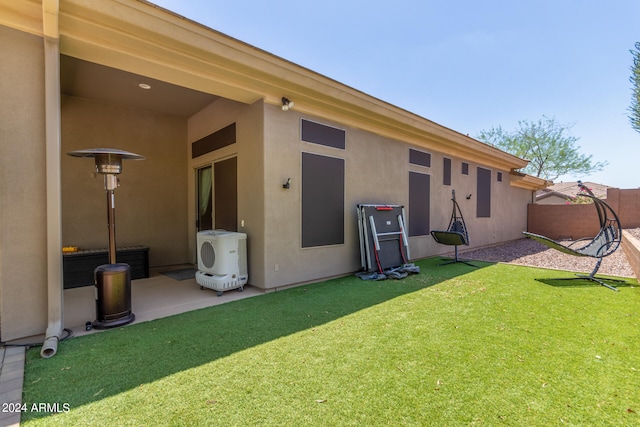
left=630, top=42, right=640, bottom=134
left=476, top=116, right=608, bottom=181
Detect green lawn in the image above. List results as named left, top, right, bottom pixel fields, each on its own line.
left=21, top=258, right=640, bottom=426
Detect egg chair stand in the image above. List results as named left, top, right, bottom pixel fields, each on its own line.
left=431, top=190, right=476, bottom=267
left=523, top=181, right=624, bottom=292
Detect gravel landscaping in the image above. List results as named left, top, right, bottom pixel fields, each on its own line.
left=627, top=227, right=640, bottom=241
left=459, top=229, right=639, bottom=279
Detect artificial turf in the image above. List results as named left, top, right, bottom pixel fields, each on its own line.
left=21, top=258, right=640, bottom=426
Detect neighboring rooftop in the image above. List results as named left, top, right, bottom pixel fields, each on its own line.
left=536, top=181, right=612, bottom=204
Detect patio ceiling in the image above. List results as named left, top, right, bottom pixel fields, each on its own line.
left=60, top=55, right=219, bottom=118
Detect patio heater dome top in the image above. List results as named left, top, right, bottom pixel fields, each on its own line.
left=68, top=148, right=144, bottom=175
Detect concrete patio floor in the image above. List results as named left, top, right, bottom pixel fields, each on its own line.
left=0, top=266, right=263, bottom=426
left=64, top=265, right=263, bottom=337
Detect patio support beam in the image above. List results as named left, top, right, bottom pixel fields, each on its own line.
left=41, top=0, right=63, bottom=358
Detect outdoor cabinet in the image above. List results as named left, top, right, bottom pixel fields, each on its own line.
left=63, top=246, right=149, bottom=289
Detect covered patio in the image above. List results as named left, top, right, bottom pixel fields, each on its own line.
left=63, top=267, right=264, bottom=338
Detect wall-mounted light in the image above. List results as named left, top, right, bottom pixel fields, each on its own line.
left=466, top=194, right=472, bottom=200
left=283, top=178, right=291, bottom=189
left=281, top=97, right=294, bottom=111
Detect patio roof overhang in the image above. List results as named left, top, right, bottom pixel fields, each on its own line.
left=2, top=0, right=530, bottom=175
left=509, top=171, right=551, bottom=191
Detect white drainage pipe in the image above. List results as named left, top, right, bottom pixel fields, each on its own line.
left=41, top=0, right=63, bottom=358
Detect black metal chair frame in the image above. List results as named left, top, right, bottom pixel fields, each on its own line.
left=523, top=181, right=624, bottom=291
left=431, top=190, right=476, bottom=267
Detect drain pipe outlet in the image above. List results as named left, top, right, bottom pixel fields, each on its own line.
left=41, top=333, right=60, bottom=358
left=41, top=0, right=63, bottom=358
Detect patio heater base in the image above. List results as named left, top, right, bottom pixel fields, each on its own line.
left=92, top=263, right=136, bottom=330
left=92, top=313, right=136, bottom=330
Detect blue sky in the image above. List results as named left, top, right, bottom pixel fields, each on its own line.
left=152, top=0, right=639, bottom=188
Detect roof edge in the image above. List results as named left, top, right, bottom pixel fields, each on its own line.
left=509, top=172, right=551, bottom=191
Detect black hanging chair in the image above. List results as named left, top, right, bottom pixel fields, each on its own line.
left=431, top=190, right=476, bottom=267
left=523, top=181, right=624, bottom=291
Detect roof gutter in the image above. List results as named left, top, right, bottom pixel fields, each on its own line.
left=509, top=171, right=551, bottom=191
left=41, top=0, right=63, bottom=358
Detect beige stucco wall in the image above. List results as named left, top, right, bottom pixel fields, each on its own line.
left=0, top=26, right=48, bottom=340
left=187, top=98, right=266, bottom=286
left=485, top=178, right=531, bottom=244
left=61, top=96, right=189, bottom=267
left=260, top=104, right=532, bottom=289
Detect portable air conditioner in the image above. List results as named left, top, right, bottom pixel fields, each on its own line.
left=195, top=230, right=248, bottom=296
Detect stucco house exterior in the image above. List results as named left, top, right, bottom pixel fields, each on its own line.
left=0, top=0, right=547, bottom=348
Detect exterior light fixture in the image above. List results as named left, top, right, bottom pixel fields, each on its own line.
left=67, top=148, right=144, bottom=329
left=138, top=83, right=151, bottom=90
left=281, top=97, right=294, bottom=111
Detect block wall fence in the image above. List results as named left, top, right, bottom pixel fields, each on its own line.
left=527, top=188, right=640, bottom=240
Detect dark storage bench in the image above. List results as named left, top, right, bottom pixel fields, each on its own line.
left=63, top=246, right=149, bottom=289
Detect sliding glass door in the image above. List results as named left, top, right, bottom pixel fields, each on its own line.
left=197, top=166, right=213, bottom=231
left=196, top=157, right=237, bottom=232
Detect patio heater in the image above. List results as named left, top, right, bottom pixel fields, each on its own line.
left=68, top=148, right=144, bottom=329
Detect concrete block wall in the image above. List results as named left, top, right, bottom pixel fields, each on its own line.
left=527, top=204, right=600, bottom=240
left=607, top=188, right=640, bottom=229
left=527, top=188, right=640, bottom=240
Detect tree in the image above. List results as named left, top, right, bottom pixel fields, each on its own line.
left=630, top=42, right=640, bottom=134
left=476, top=116, right=608, bottom=181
